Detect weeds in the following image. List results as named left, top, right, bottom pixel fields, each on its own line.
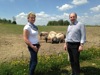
left=0, top=47, right=100, bottom=75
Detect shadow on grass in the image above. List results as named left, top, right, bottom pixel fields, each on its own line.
left=35, top=69, right=69, bottom=75
left=81, top=66, right=100, bottom=75
left=35, top=66, right=100, bottom=75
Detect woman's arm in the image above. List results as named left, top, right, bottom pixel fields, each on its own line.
left=23, top=29, right=38, bottom=52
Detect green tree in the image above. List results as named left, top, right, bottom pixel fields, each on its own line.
left=58, top=19, right=63, bottom=25
left=0, top=17, right=12, bottom=24
left=12, top=16, right=17, bottom=24
left=0, top=18, right=2, bottom=23
left=47, top=19, right=70, bottom=26
left=47, top=21, right=52, bottom=26
left=8, top=20, right=11, bottom=23
left=63, top=20, right=70, bottom=26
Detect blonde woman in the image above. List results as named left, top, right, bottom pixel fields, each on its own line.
left=23, top=12, right=40, bottom=75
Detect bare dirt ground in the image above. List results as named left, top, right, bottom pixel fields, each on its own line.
left=0, top=27, right=100, bottom=63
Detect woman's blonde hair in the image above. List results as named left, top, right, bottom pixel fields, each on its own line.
left=27, top=12, right=36, bottom=19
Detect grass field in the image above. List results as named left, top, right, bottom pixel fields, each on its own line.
left=0, top=23, right=100, bottom=75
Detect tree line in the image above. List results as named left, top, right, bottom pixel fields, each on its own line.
left=47, top=19, right=70, bottom=26
left=0, top=17, right=17, bottom=24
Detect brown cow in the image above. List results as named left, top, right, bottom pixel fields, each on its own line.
left=40, top=31, right=48, bottom=40
left=56, top=33, right=66, bottom=43
left=45, top=31, right=65, bottom=43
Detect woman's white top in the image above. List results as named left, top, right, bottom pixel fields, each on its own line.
left=23, top=22, right=39, bottom=44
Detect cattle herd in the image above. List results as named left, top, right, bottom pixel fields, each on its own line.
left=40, top=31, right=66, bottom=44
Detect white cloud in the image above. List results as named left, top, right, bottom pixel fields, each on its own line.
left=72, top=0, right=88, bottom=5
left=15, top=11, right=50, bottom=25
left=84, top=13, right=88, bottom=16
left=78, top=14, right=100, bottom=25
left=15, top=12, right=100, bottom=25
left=50, top=13, right=69, bottom=21
left=90, top=5, right=100, bottom=13
left=35, top=11, right=50, bottom=25
left=36, top=11, right=49, bottom=18
left=15, top=12, right=69, bottom=25
left=35, top=12, right=69, bottom=25
left=15, top=12, right=27, bottom=25
left=56, top=4, right=73, bottom=11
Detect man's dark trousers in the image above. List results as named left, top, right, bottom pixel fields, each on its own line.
left=67, top=42, right=80, bottom=75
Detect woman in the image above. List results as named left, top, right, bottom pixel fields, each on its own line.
left=23, top=12, right=40, bottom=75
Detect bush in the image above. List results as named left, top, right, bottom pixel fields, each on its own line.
left=0, top=60, right=28, bottom=75
left=35, top=53, right=69, bottom=74
left=80, top=47, right=100, bottom=61
left=0, top=48, right=100, bottom=75
left=0, top=53, right=68, bottom=75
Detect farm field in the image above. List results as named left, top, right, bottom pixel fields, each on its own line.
left=0, top=24, right=100, bottom=75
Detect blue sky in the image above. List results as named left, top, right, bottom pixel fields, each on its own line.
left=0, top=0, right=100, bottom=25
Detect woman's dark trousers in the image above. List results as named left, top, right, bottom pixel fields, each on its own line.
left=28, top=45, right=38, bottom=75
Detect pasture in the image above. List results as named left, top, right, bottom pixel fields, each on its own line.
left=0, top=23, right=100, bottom=75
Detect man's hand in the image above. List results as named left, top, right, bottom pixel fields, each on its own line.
left=78, top=45, right=83, bottom=52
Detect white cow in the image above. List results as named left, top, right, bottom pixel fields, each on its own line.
left=56, top=33, right=65, bottom=43
left=45, top=31, right=65, bottom=43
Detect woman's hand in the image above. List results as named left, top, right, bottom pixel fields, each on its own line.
left=32, top=46, right=38, bottom=52
left=64, top=43, right=67, bottom=51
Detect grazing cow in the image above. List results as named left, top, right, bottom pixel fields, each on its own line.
left=40, top=31, right=48, bottom=40
left=45, top=31, right=65, bottom=43
left=56, top=33, right=66, bottom=43
left=45, top=31, right=57, bottom=43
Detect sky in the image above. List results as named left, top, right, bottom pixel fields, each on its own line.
left=0, top=0, right=100, bottom=25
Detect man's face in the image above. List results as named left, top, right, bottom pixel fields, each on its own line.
left=69, top=13, right=77, bottom=23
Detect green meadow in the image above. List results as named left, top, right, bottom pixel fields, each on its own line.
left=0, top=23, right=100, bottom=75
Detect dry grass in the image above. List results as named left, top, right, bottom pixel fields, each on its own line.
left=84, top=27, right=100, bottom=48
left=0, top=25, right=100, bottom=63
left=0, top=34, right=29, bottom=63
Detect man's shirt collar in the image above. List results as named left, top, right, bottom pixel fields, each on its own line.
left=70, top=21, right=78, bottom=25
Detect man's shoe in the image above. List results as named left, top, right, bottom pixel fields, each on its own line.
left=70, top=73, right=74, bottom=75
left=70, top=73, right=80, bottom=75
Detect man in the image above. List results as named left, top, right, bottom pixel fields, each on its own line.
left=64, top=12, right=86, bottom=75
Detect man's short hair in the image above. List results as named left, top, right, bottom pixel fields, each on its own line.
left=69, top=12, right=77, bottom=17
